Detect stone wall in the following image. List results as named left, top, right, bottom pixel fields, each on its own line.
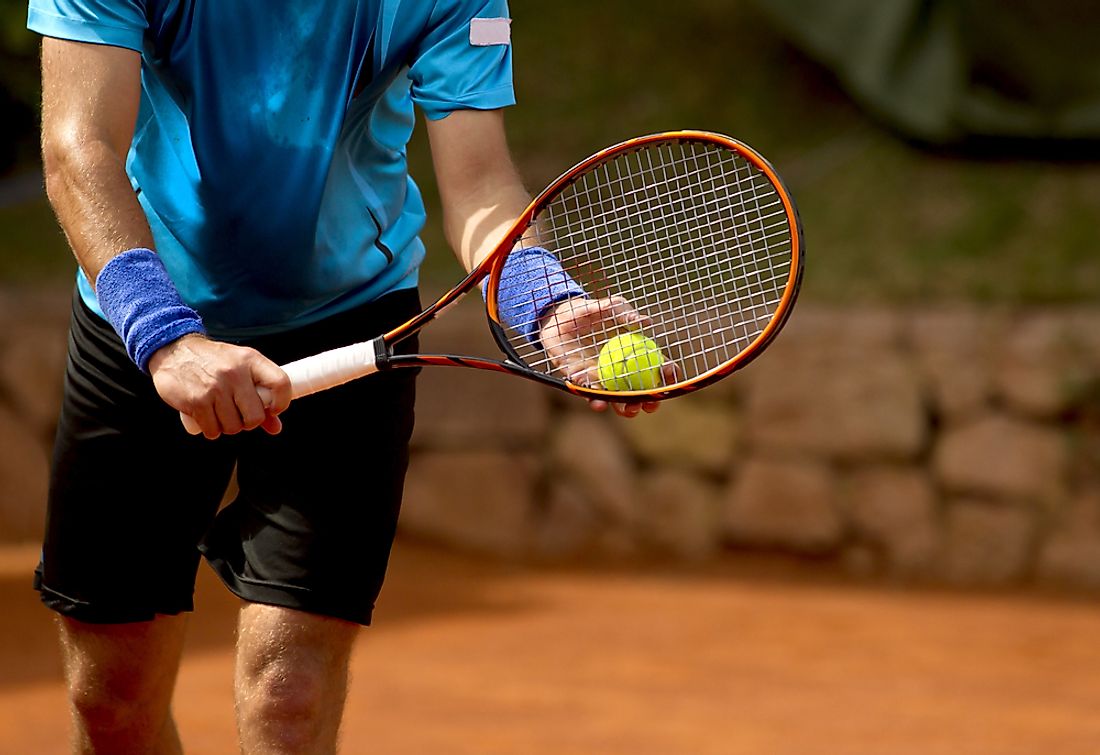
left=2, top=288, right=1099, bottom=590
left=0, top=287, right=68, bottom=542
left=403, top=299, right=1100, bottom=589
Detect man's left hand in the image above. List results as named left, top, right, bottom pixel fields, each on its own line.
left=539, top=295, right=675, bottom=418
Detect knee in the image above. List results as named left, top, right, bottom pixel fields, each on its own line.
left=57, top=616, right=185, bottom=748
left=239, top=660, right=331, bottom=748
left=245, top=662, right=327, bottom=721
left=67, top=665, right=164, bottom=734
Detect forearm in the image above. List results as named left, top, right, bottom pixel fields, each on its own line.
left=40, top=37, right=151, bottom=286
left=442, top=164, right=531, bottom=273
left=45, top=143, right=205, bottom=370
left=43, top=137, right=154, bottom=286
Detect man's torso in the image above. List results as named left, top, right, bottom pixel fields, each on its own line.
left=28, top=0, right=514, bottom=335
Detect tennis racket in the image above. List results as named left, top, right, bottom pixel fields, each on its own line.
left=181, top=130, right=803, bottom=434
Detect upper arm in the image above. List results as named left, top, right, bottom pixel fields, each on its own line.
left=425, top=109, right=523, bottom=212
left=425, top=109, right=531, bottom=270
left=40, top=38, right=142, bottom=164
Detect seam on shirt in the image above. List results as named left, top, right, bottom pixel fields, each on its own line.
left=414, top=82, right=516, bottom=108
left=29, top=8, right=144, bottom=35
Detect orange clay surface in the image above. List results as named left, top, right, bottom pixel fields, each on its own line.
left=2, top=542, right=1100, bottom=754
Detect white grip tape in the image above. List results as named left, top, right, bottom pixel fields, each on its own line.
left=282, top=340, right=379, bottom=399
left=179, top=340, right=379, bottom=435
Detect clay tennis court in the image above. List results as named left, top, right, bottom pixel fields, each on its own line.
left=2, top=541, right=1099, bottom=754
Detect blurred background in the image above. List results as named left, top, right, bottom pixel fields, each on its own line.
left=2, top=1, right=1100, bottom=752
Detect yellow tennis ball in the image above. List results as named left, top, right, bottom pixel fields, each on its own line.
left=598, top=333, right=665, bottom=391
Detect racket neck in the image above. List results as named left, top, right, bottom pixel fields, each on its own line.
left=370, top=335, right=395, bottom=370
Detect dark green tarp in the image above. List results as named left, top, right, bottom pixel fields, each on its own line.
left=753, top=0, right=1100, bottom=146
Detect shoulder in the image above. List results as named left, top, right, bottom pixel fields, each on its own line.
left=418, top=0, right=511, bottom=29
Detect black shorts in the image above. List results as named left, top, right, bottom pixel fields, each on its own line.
left=35, top=288, right=421, bottom=626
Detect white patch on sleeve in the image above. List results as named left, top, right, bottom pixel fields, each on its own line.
left=470, top=17, right=512, bottom=47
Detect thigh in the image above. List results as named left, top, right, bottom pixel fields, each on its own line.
left=37, top=292, right=238, bottom=624
left=235, top=602, right=358, bottom=681
left=60, top=613, right=189, bottom=699
left=201, top=289, right=421, bottom=626
left=59, top=613, right=188, bottom=753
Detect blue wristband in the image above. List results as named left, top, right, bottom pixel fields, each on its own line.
left=488, top=246, right=586, bottom=344
left=95, top=248, right=207, bottom=373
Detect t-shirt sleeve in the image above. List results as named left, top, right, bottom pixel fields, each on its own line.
left=27, top=0, right=148, bottom=52
left=408, top=0, right=516, bottom=121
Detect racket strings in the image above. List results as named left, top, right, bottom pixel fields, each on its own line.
left=571, top=146, right=788, bottom=374
left=505, top=145, right=787, bottom=379
left=493, top=138, right=794, bottom=389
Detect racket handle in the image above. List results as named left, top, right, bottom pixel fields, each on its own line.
left=179, top=339, right=381, bottom=435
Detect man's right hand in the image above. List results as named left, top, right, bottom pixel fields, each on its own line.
left=148, top=334, right=292, bottom=440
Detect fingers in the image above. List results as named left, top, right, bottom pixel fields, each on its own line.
left=251, top=359, right=292, bottom=414
left=546, top=295, right=653, bottom=344
left=586, top=398, right=646, bottom=418
left=231, top=381, right=266, bottom=432
left=214, top=389, right=244, bottom=435
left=568, top=363, right=601, bottom=388
left=614, top=402, right=642, bottom=418
left=604, top=295, right=652, bottom=330
left=212, top=353, right=280, bottom=436
left=185, top=374, right=253, bottom=438
left=260, top=413, right=284, bottom=436
left=188, top=401, right=221, bottom=441
left=660, top=362, right=680, bottom=387
left=154, top=338, right=290, bottom=439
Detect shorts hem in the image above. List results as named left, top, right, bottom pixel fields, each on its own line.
left=202, top=551, right=374, bottom=627
left=34, top=571, right=192, bottom=625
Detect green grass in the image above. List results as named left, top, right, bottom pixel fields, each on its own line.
left=5, top=0, right=1100, bottom=303
left=409, top=0, right=1100, bottom=303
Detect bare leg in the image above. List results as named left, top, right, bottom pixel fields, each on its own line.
left=59, top=614, right=188, bottom=755
left=234, top=603, right=360, bottom=754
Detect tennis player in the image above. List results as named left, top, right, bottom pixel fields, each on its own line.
left=28, top=1, right=658, bottom=752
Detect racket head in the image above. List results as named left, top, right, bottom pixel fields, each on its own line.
left=484, top=130, right=804, bottom=401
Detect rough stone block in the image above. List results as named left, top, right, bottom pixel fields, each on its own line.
left=933, top=414, right=1067, bottom=502
left=941, top=501, right=1033, bottom=585
left=908, top=308, right=998, bottom=420
left=0, top=321, right=68, bottom=438
left=745, top=347, right=926, bottom=462
left=399, top=451, right=536, bottom=557
left=1036, top=490, right=1100, bottom=589
left=550, top=413, right=637, bottom=525
left=531, top=481, right=602, bottom=560
left=843, top=466, right=940, bottom=576
left=635, top=469, right=721, bottom=560
left=411, top=297, right=551, bottom=449
left=620, top=397, right=737, bottom=474
left=994, top=312, right=1097, bottom=419
left=0, top=405, right=49, bottom=543
left=723, top=457, right=842, bottom=553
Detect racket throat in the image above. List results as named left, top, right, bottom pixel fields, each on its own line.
left=371, top=335, right=395, bottom=370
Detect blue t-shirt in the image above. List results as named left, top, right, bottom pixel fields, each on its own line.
left=28, top=0, right=515, bottom=336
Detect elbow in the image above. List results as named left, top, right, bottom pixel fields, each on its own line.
left=41, top=129, right=78, bottom=206
left=41, top=126, right=110, bottom=206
